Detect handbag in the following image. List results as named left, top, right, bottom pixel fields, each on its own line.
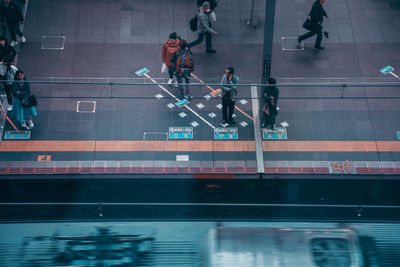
left=22, top=95, right=37, bottom=108
left=161, top=63, right=168, bottom=73
left=210, top=11, right=216, bottom=22
left=302, top=18, right=313, bottom=31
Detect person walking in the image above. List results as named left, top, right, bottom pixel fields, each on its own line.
left=188, top=2, right=218, bottom=53
left=220, top=67, right=239, bottom=127
left=162, top=32, right=180, bottom=85
left=12, top=70, right=37, bottom=129
left=170, top=39, right=194, bottom=100
left=297, top=0, right=329, bottom=50
left=0, top=57, right=17, bottom=111
left=1, top=0, right=26, bottom=46
left=261, top=77, right=279, bottom=129
left=0, top=35, right=16, bottom=62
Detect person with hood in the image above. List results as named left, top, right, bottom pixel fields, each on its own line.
left=261, top=77, right=279, bottom=129
left=1, top=0, right=26, bottom=46
left=162, top=32, right=180, bottom=85
left=220, top=67, right=239, bottom=127
left=188, top=1, right=218, bottom=53
left=12, top=69, right=37, bottom=129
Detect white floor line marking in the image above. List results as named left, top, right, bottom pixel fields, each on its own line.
left=251, top=85, right=264, bottom=173
left=144, top=73, right=215, bottom=129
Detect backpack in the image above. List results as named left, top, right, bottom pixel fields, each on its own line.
left=176, top=50, right=194, bottom=74
left=189, top=15, right=198, bottom=31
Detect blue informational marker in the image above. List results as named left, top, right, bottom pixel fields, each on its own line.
left=175, top=99, right=189, bottom=107
left=380, top=66, right=393, bottom=74
left=397, top=131, right=400, bottom=140
left=4, top=131, right=31, bottom=140
left=169, top=127, right=193, bottom=139
left=214, top=127, right=238, bottom=140
left=135, top=67, right=149, bottom=76
left=262, top=127, right=287, bottom=140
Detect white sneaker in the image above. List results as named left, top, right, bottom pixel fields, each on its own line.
left=167, top=79, right=173, bottom=84
left=20, top=36, right=26, bottom=43
left=22, top=121, right=30, bottom=129
left=10, top=41, right=17, bottom=46
left=28, top=120, right=34, bottom=128
left=7, top=105, right=13, bottom=111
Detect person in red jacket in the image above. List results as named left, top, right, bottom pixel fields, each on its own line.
left=162, top=32, right=180, bottom=85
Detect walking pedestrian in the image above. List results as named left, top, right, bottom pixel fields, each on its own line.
left=261, top=77, right=279, bottom=129
left=197, top=0, right=217, bottom=11
left=0, top=35, right=16, bottom=62
left=220, top=67, right=239, bottom=127
left=188, top=2, right=218, bottom=53
left=0, top=57, right=17, bottom=111
left=297, top=0, right=329, bottom=50
left=162, top=32, right=180, bottom=85
left=170, top=39, right=194, bottom=100
left=1, top=0, right=26, bottom=46
left=12, top=70, right=37, bottom=129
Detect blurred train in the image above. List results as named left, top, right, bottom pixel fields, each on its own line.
left=208, top=227, right=380, bottom=267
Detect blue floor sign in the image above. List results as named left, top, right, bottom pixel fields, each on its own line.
left=4, top=131, right=31, bottom=140
left=380, top=66, right=393, bottom=74
left=169, top=127, right=193, bottom=139
left=262, top=127, right=287, bottom=140
left=214, top=127, right=238, bottom=140
left=135, top=67, right=149, bottom=76
left=175, top=99, right=189, bottom=107
left=397, top=131, right=400, bottom=140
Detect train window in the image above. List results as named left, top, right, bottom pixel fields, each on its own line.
left=310, top=238, right=352, bottom=267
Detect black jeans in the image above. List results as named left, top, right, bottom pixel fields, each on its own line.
left=299, top=23, right=322, bottom=48
left=222, top=97, right=235, bottom=122
left=2, top=84, right=12, bottom=105
left=167, top=66, right=175, bottom=79
left=188, top=32, right=212, bottom=51
left=176, top=71, right=190, bottom=98
left=7, top=21, right=23, bottom=42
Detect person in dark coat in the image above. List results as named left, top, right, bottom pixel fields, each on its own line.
left=12, top=69, right=37, bottom=129
left=188, top=2, right=218, bottom=53
left=220, top=67, right=239, bottom=127
left=197, top=0, right=217, bottom=11
left=297, top=0, right=329, bottom=50
left=0, top=35, right=16, bottom=62
left=1, top=0, right=26, bottom=46
left=261, top=77, right=279, bottom=129
left=170, top=39, right=194, bottom=100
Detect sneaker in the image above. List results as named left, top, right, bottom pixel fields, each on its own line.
left=206, top=49, right=216, bottom=53
left=220, top=120, right=228, bottom=127
left=296, top=37, right=302, bottom=49
left=22, top=121, right=30, bottom=129
left=10, top=41, right=17, bottom=46
left=28, top=120, right=34, bottom=128
left=314, top=46, right=325, bottom=50
left=7, top=105, right=13, bottom=111
left=20, top=36, right=26, bottom=43
left=174, top=80, right=178, bottom=88
left=167, top=79, right=173, bottom=84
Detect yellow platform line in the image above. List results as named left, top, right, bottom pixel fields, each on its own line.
left=1, top=140, right=400, bottom=152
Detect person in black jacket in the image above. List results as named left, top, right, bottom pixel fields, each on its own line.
left=1, top=0, right=26, bottom=46
left=261, top=77, right=279, bottom=129
left=297, top=0, right=329, bottom=50
left=197, top=0, right=217, bottom=11
left=0, top=35, right=17, bottom=62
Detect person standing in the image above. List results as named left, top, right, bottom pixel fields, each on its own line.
left=0, top=58, right=17, bottom=111
left=188, top=2, right=218, bottom=53
left=261, top=77, right=279, bottom=129
left=1, top=0, right=26, bottom=46
left=0, top=35, right=16, bottom=62
left=12, top=70, right=37, bottom=129
left=170, top=39, right=194, bottom=100
left=162, top=32, right=180, bottom=85
left=220, top=67, right=239, bottom=127
left=297, top=0, right=329, bottom=50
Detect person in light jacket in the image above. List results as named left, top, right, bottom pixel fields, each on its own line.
left=220, top=67, right=239, bottom=126
left=0, top=58, right=17, bottom=111
left=188, top=2, right=218, bottom=53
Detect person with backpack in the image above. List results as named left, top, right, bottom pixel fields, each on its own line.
left=261, top=77, right=279, bottom=129
left=162, top=32, right=180, bottom=85
left=170, top=39, right=194, bottom=100
left=297, top=0, right=329, bottom=50
left=1, top=0, right=26, bottom=46
left=220, top=67, right=239, bottom=127
left=12, top=70, right=37, bottom=129
left=0, top=57, right=17, bottom=111
left=188, top=2, right=218, bottom=53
